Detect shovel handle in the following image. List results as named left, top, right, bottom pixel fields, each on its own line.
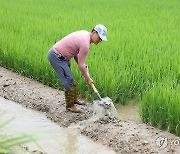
left=90, top=83, right=102, bottom=101
left=91, top=83, right=97, bottom=93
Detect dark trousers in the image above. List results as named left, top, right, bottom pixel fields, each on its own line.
left=47, top=48, right=74, bottom=89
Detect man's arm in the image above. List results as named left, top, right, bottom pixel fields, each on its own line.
left=77, top=45, right=91, bottom=82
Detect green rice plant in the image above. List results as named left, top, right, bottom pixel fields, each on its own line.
left=0, top=115, right=44, bottom=153
left=0, top=134, right=41, bottom=153
left=0, top=0, right=179, bottom=105
left=140, top=82, right=180, bottom=136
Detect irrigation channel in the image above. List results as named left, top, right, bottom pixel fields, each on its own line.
left=0, top=96, right=116, bottom=153
left=0, top=97, right=140, bottom=153
left=0, top=66, right=179, bottom=154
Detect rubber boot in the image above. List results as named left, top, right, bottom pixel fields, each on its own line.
left=65, top=88, right=81, bottom=113
left=73, top=82, right=85, bottom=105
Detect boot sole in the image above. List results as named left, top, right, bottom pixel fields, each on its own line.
left=67, top=108, right=81, bottom=113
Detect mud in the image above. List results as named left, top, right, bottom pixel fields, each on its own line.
left=0, top=66, right=179, bottom=154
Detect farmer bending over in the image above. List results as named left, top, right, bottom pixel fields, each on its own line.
left=48, top=24, right=108, bottom=113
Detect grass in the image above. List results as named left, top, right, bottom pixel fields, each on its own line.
left=0, top=0, right=179, bottom=135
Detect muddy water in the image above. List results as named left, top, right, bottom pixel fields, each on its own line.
left=115, top=100, right=141, bottom=122
left=0, top=97, right=116, bottom=154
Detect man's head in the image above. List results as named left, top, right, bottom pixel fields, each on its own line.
left=90, top=24, right=108, bottom=45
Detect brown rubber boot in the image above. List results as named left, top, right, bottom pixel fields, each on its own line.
left=73, top=82, right=85, bottom=105
left=65, top=88, right=81, bottom=113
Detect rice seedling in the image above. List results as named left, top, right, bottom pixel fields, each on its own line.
left=140, top=83, right=180, bottom=136
left=0, top=115, right=43, bottom=153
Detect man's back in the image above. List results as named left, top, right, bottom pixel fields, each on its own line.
left=53, top=30, right=91, bottom=60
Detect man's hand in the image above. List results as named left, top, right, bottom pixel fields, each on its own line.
left=88, top=78, right=94, bottom=86
left=85, top=65, right=93, bottom=85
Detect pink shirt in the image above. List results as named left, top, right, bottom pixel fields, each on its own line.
left=53, top=30, right=91, bottom=81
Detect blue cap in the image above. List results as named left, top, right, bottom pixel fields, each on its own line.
left=94, top=24, right=108, bottom=41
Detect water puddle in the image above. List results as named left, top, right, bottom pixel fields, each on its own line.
left=0, top=97, right=116, bottom=154
left=115, top=100, right=141, bottom=122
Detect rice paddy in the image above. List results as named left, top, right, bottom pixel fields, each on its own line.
left=0, top=0, right=179, bottom=136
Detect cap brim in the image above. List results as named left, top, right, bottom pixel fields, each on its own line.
left=100, top=35, right=108, bottom=41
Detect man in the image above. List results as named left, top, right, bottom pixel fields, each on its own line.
left=48, top=24, right=108, bottom=113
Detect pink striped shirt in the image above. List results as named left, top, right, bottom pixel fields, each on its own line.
left=53, top=30, right=91, bottom=81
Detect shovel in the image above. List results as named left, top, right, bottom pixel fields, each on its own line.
left=91, top=83, right=112, bottom=108
left=90, top=83, right=118, bottom=119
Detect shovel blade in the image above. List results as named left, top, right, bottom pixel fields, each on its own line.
left=93, top=97, right=118, bottom=119
left=100, top=97, right=113, bottom=107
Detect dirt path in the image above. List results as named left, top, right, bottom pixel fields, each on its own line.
left=0, top=66, right=179, bottom=154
